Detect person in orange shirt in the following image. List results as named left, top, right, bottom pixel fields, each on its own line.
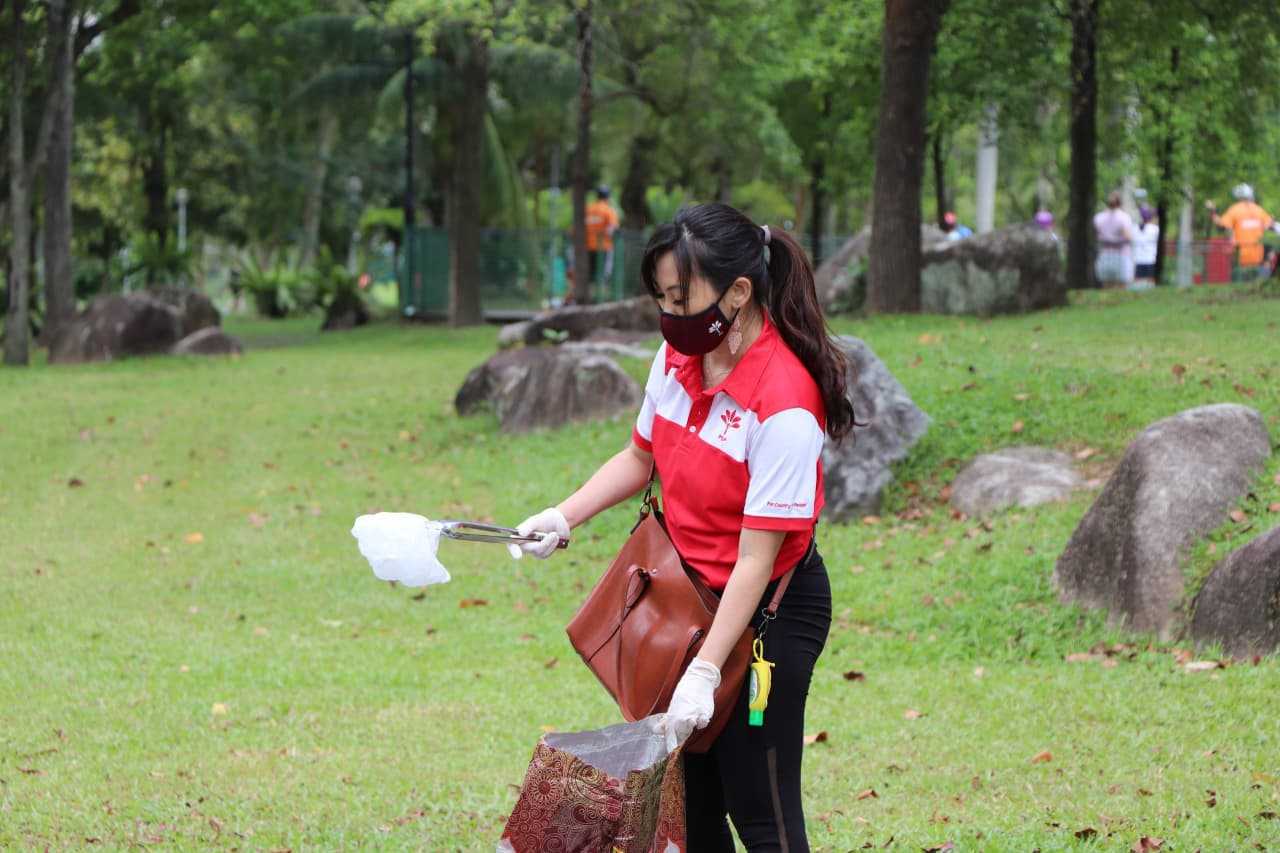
left=584, top=184, right=620, bottom=286
left=1205, top=183, right=1280, bottom=276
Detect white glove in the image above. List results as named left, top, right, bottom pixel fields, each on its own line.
left=662, top=658, right=720, bottom=751
left=514, top=507, right=571, bottom=559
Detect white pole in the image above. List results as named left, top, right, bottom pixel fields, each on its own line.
left=175, top=187, right=189, bottom=252
left=1177, top=186, right=1194, bottom=287
left=975, top=104, right=998, bottom=234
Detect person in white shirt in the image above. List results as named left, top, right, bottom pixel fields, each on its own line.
left=1132, top=205, right=1160, bottom=290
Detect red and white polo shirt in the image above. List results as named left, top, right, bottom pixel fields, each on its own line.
left=632, top=314, right=825, bottom=591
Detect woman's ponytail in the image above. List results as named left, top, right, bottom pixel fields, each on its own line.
left=765, top=229, right=858, bottom=444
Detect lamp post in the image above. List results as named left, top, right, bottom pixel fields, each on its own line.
left=175, top=187, right=190, bottom=252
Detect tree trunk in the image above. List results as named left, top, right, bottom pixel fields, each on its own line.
left=1153, top=46, right=1179, bottom=287
left=932, top=129, right=947, bottom=226
left=300, top=113, right=337, bottom=269
left=571, top=0, right=593, bottom=305
left=809, top=154, right=825, bottom=268
left=448, top=32, right=488, bottom=326
left=620, top=130, right=654, bottom=230
left=141, top=118, right=170, bottom=244
left=42, top=0, right=76, bottom=343
left=866, top=0, right=949, bottom=315
left=1066, top=0, right=1099, bottom=290
left=5, top=0, right=31, bottom=366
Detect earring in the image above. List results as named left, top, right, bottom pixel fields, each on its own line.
left=727, top=312, right=743, bottom=356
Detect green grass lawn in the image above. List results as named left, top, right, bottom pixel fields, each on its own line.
left=1, top=286, right=1278, bottom=851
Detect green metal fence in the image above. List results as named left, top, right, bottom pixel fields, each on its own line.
left=399, top=226, right=850, bottom=319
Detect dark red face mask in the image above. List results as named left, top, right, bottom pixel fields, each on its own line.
left=659, top=294, right=738, bottom=356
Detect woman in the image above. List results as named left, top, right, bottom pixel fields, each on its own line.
left=515, top=202, right=856, bottom=851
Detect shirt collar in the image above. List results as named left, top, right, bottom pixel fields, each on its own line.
left=673, top=311, right=780, bottom=400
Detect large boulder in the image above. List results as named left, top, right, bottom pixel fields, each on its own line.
left=48, top=287, right=220, bottom=365
left=920, top=225, right=1066, bottom=316
left=815, top=225, right=948, bottom=313
left=1190, top=526, right=1280, bottom=658
left=172, top=326, right=244, bottom=356
left=1052, top=404, right=1272, bottom=639
left=48, top=293, right=184, bottom=364
left=820, top=336, right=931, bottom=520
left=499, top=297, right=659, bottom=349
left=455, top=347, right=643, bottom=433
left=146, top=285, right=220, bottom=334
left=949, top=447, right=1081, bottom=515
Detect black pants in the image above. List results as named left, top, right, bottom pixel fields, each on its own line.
left=684, top=545, right=832, bottom=852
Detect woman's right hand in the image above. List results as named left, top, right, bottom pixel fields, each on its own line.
left=515, top=507, right=571, bottom=558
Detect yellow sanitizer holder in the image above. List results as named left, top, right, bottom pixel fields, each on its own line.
left=747, top=637, right=774, bottom=727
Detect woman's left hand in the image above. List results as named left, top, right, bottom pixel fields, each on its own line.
left=662, top=658, right=720, bottom=751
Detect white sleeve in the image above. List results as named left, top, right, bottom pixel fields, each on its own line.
left=634, top=343, right=668, bottom=449
left=743, top=407, right=824, bottom=525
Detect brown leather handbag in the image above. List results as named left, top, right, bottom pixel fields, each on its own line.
left=566, top=478, right=793, bottom=753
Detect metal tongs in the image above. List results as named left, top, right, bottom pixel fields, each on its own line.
left=436, top=520, right=570, bottom=549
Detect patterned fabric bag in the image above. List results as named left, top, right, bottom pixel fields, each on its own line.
left=497, top=718, right=686, bottom=853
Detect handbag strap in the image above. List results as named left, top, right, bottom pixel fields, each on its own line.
left=644, top=463, right=811, bottom=624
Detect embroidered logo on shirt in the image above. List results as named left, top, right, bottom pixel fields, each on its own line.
left=718, top=409, right=742, bottom=441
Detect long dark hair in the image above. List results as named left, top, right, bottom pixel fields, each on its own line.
left=640, top=203, right=857, bottom=443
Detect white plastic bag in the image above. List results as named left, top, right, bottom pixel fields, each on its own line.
left=351, top=512, right=450, bottom=586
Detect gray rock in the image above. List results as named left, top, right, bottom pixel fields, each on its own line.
left=145, top=286, right=220, bottom=335
left=454, top=349, right=538, bottom=416
left=815, top=225, right=948, bottom=313
left=501, top=296, right=660, bottom=348
left=949, top=447, right=1082, bottom=515
left=920, top=225, right=1067, bottom=316
left=455, top=348, right=642, bottom=433
left=172, top=327, right=244, bottom=356
left=48, top=294, right=184, bottom=364
left=1052, top=404, right=1272, bottom=639
left=1189, top=525, right=1280, bottom=658
left=560, top=340, right=656, bottom=361
left=821, top=336, right=932, bottom=520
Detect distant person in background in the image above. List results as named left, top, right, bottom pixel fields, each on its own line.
left=941, top=211, right=973, bottom=241
left=1034, top=209, right=1059, bottom=243
left=1205, top=183, right=1280, bottom=280
left=1132, top=205, right=1160, bottom=290
left=584, top=184, right=621, bottom=288
left=1093, top=191, right=1134, bottom=287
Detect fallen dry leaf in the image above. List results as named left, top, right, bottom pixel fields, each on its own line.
left=543, top=657, right=558, bottom=669
left=843, top=671, right=867, bottom=682
left=68, top=477, right=85, bottom=488
left=1183, top=660, right=1225, bottom=672
left=1030, top=749, right=1052, bottom=764
left=1074, top=447, right=1098, bottom=460
left=1172, top=364, right=1187, bottom=383
left=1131, top=836, right=1164, bottom=852
left=1229, top=509, right=1248, bottom=523
left=802, top=731, right=829, bottom=745
left=184, top=532, right=204, bottom=544
left=1011, top=420, right=1024, bottom=433
left=211, top=702, right=229, bottom=715
left=922, top=842, right=954, bottom=852
left=1269, top=503, right=1280, bottom=513
left=856, top=788, right=878, bottom=800
left=1074, top=828, right=1097, bottom=840
left=1012, top=393, right=1031, bottom=401
left=904, top=709, right=922, bottom=719
left=248, top=512, right=266, bottom=528
left=459, top=599, right=489, bottom=608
